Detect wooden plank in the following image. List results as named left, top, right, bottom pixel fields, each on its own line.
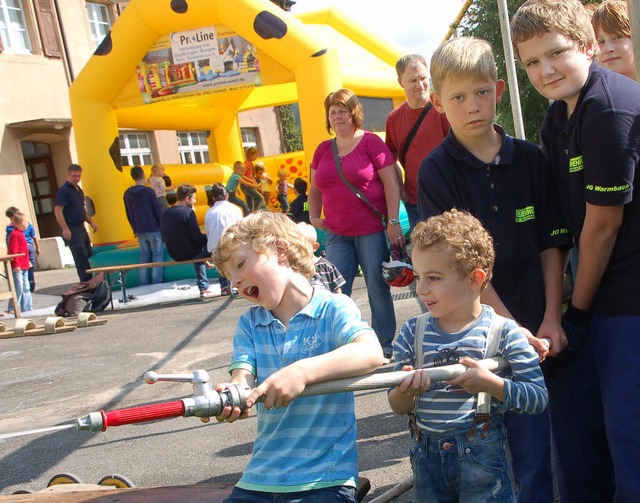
left=0, top=292, right=15, bottom=301
left=0, top=483, right=234, bottom=502
left=86, top=257, right=212, bottom=274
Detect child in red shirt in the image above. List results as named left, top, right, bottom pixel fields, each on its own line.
left=7, top=212, right=33, bottom=313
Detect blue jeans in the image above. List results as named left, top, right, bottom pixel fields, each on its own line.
left=10, top=269, right=32, bottom=312
left=137, top=232, right=164, bottom=285
left=219, top=274, right=229, bottom=290
left=193, top=247, right=211, bottom=292
left=277, top=193, right=290, bottom=212
left=228, top=192, right=250, bottom=216
left=411, top=424, right=516, bottom=503
left=324, top=228, right=396, bottom=353
left=241, top=185, right=266, bottom=211
left=27, top=242, right=36, bottom=292
left=223, top=485, right=356, bottom=502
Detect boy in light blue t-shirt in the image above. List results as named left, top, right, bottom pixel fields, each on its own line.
left=212, top=212, right=383, bottom=502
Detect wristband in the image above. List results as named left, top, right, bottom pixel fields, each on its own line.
left=563, top=302, right=592, bottom=327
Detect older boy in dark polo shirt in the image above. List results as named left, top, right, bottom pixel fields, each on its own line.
left=54, top=164, right=97, bottom=282
left=512, top=0, right=640, bottom=500
left=418, top=37, right=571, bottom=503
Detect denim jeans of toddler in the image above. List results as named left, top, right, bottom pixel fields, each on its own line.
left=411, top=424, right=516, bottom=503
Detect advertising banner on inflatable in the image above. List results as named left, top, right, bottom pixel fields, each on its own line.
left=137, top=25, right=261, bottom=104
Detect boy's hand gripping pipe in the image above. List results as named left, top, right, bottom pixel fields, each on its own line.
left=76, top=357, right=508, bottom=432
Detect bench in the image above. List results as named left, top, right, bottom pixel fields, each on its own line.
left=86, top=257, right=213, bottom=306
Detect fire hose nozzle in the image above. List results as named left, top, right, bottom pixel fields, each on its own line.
left=76, top=411, right=106, bottom=432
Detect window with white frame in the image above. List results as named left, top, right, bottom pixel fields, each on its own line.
left=241, top=128, right=259, bottom=150
left=0, top=0, right=32, bottom=54
left=177, top=131, right=210, bottom=164
left=86, top=2, right=111, bottom=49
left=119, top=132, right=153, bottom=167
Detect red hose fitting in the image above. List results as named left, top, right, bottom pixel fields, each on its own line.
left=102, top=401, right=185, bottom=430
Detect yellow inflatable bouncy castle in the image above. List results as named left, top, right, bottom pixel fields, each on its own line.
left=69, top=0, right=406, bottom=245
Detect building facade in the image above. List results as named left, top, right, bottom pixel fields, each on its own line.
left=0, top=0, right=282, bottom=254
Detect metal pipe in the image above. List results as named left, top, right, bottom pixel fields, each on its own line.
left=496, top=0, right=526, bottom=139
left=76, top=357, right=508, bottom=432
left=443, top=0, right=474, bottom=43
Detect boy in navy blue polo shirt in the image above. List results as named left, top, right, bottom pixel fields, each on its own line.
left=417, top=37, right=571, bottom=503
left=512, top=1, right=640, bottom=501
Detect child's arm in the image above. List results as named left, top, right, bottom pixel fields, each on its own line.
left=32, top=234, right=40, bottom=256
left=447, top=322, right=548, bottom=415
left=537, top=247, right=568, bottom=356
left=480, top=285, right=550, bottom=362
left=246, top=330, right=383, bottom=409
left=572, top=204, right=623, bottom=311
left=239, top=175, right=260, bottom=188
left=388, top=366, right=430, bottom=415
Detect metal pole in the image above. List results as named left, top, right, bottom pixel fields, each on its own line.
left=443, top=0, right=474, bottom=43
left=627, top=0, right=640, bottom=79
left=496, top=0, right=525, bottom=139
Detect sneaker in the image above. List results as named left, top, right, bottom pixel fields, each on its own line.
left=220, top=286, right=231, bottom=296
left=382, top=353, right=394, bottom=365
left=200, top=290, right=215, bottom=300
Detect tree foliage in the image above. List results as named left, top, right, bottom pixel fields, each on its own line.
left=277, top=104, right=303, bottom=153
left=461, top=0, right=601, bottom=144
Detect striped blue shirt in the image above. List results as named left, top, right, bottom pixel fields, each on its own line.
left=229, top=287, right=374, bottom=492
left=393, top=306, right=548, bottom=437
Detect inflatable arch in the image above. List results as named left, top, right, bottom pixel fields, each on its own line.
left=69, top=0, right=406, bottom=245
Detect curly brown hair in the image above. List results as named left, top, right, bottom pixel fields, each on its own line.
left=410, top=209, right=494, bottom=288
left=213, top=212, right=315, bottom=280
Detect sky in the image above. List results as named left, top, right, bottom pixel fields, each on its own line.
left=290, top=0, right=467, bottom=59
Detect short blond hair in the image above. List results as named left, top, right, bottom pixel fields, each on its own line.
left=213, top=212, right=315, bottom=279
left=410, top=209, right=494, bottom=288
left=592, top=0, right=631, bottom=39
left=511, top=0, right=597, bottom=61
left=296, top=221, right=318, bottom=245
left=11, top=212, right=27, bottom=226
left=430, top=37, right=497, bottom=94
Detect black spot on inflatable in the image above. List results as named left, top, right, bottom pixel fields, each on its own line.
left=170, top=0, right=188, bottom=13
left=95, top=32, right=112, bottom=56
left=109, top=137, right=123, bottom=172
left=312, top=49, right=328, bottom=57
left=254, top=11, right=287, bottom=40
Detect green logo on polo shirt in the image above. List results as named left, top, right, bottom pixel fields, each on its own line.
left=515, top=206, right=535, bottom=223
left=569, top=156, right=583, bottom=173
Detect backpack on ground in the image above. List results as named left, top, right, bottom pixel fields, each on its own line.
left=54, top=272, right=110, bottom=316
left=83, top=273, right=111, bottom=313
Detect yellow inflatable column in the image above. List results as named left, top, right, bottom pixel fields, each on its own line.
left=70, top=97, right=133, bottom=244
left=295, top=48, right=342, bottom=170
left=213, top=112, right=244, bottom=166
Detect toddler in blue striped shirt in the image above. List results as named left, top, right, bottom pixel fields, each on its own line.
left=388, top=210, right=548, bottom=502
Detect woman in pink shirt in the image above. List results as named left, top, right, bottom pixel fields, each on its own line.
left=308, top=88, right=402, bottom=359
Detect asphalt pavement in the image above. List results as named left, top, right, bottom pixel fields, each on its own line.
left=0, top=266, right=425, bottom=501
